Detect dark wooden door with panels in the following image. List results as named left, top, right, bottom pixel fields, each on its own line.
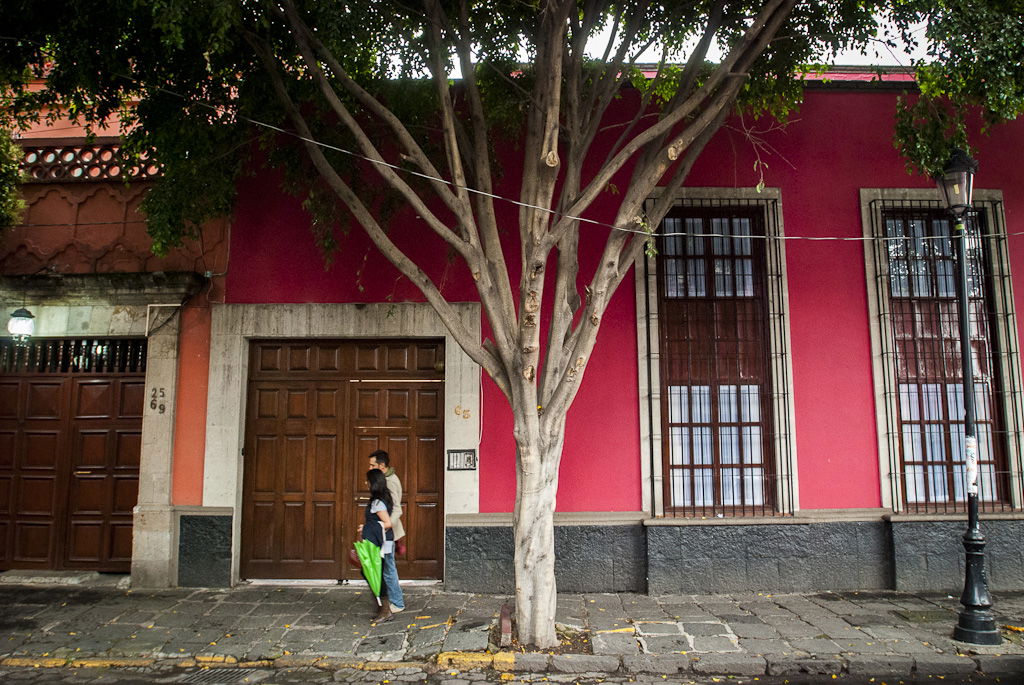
left=0, top=338, right=145, bottom=572
left=241, top=339, right=444, bottom=580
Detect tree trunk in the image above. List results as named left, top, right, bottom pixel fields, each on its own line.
left=512, top=411, right=564, bottom=649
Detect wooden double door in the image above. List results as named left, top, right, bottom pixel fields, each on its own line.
left=241, top=339, right=444, bottom=580
left=0, top=339, right=145, bottom=572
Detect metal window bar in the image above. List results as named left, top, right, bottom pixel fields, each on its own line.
left=869, top=199, right=1023, bottom=513
left=653, top=197, right=794, bottom=518
left=0, top=338, right=147, bottom=374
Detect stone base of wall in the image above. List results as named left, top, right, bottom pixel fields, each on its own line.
left=647, top=521, right=893, bottom=594
left=178, top=515, right=232, bottom=587
left=891, top=519, right=1024, bottom=592
left=445, top=525, right=647, bottom=593
left=444, top=518, right=1024, bottom=595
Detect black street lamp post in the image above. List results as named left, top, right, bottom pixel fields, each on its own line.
left=935, top=148, right=1001, bottom=646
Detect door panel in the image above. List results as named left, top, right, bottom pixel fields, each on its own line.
left=0, top=339, right=144, bottom=572
left=242, top=340, right=444, bottom=580
left=241, top=381, right=348, bottom=579
left=63, top=377, right=143, bottom=569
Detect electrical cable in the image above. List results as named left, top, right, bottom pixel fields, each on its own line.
left=1, top=35, right=1013, bottom=246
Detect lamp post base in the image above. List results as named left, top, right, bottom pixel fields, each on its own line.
left=953, top=609, right=1001, bottom=645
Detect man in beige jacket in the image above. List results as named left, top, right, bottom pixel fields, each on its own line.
left=368, top=449, right=404, bottom=543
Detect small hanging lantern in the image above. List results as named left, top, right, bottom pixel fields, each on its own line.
left=935, top=148, right=978, bottom=218
left=7, top=307, right=35, bottom=345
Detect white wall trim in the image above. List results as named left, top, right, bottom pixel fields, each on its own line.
left=203, top=302, right=482, bottom=584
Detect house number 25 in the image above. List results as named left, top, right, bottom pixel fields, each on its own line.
left=150, top=387, right=167, bottom=414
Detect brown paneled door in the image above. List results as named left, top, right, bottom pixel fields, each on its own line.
left=242, top=340, right=444, bottom=580
left=0, top=339, right=145, bottom=571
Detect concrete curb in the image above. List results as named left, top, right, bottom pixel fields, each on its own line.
left=0, top=650, right=999, bottom=677
left=429, top=651, right=992, bottom=678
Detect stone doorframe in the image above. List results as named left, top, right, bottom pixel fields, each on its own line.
left=202, top=302, right=482, bottom=585
left=0, top=272, right=203, bottom=587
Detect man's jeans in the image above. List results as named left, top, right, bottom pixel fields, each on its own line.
left=381, top=553, right=404, bottom=609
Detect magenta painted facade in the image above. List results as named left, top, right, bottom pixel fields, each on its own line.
left=221, top=86, right=1024, bottom=517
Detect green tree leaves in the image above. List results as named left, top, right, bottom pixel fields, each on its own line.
left=890, top=0, right=1024, bottom=175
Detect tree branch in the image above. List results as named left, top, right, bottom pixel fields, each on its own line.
left=247, top=31, right=511, bottom=397
left=547, top=0, right=791, bottom=246
left=280, top=0, right=463, bottom=214
left=269, top=14, right=476, bottom=263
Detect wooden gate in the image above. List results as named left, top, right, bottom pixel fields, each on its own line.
left=241, top=339, right=444, bottom=580
left=0, top=339, right=145, bottom=571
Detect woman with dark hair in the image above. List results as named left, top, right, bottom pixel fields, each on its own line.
left=360, top=468, right=405, bottom=623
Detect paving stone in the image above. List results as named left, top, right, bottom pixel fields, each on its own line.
left=511, top=652, right=550, bottom=672
left=861, top=625, right=917, bottom=639
left=737, top=637, right=790, bottom=654
left=440, top=628, right=489, bottom=652
left=634, top=621, right=680, bottom=636
left=974, top=654, right=1024, bottom=674
left=833, top=638, right=897, bottom=654
left=884, top=637, right=942, bottom=654
left=844, top=613, right=900, bottom=626
left=765, top=656, right=844, bottom=675
left=691, top=653, right=766, bottom=675
left=587, top=616, right=633, bottom=631
left=914, top=653, right=979, bottom=675
left=639, top=635, right=689, bottom=654
left=622, top=653, right=691, bottom=673
left=316, top=638, right=362, bottom=657
left=407, top=623, right=447, bottom=648
left=788, top=637, right=842, bottom=654
left=690, top=635, right=739, bottom=652
left=355, top=631, right=405, bottom=660
left=549, top=654, right=620, bottom=673
left=763, top=618, right=820, bottom=638
left=680, top=622, right=728, bottom=636
left=591, top=632, right=639, bottom=655
left=728, top=622, right=780, bottom=638
left=847, top=654, right=915, bottom=675
left=720, top=613, right=767, bottom=624
left=660, top=607, right=715, bottom=621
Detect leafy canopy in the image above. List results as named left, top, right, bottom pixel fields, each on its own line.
left=0, top=0, right=878, bottom=240
left=0, top=1, right=1021, bottom=230
left=888, top=0, right=1024, bottom=175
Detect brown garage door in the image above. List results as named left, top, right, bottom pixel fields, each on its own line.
left=0, top=339, right=145, bottom=571
left=242, top=339, right=444, bottom=580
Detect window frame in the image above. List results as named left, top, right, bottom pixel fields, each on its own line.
left=637, top=188, right=798, bottom=517
left=860, top=188, right=1024, bottom=512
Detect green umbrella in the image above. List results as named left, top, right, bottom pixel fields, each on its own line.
left=353, top=539, right=383, bottom=605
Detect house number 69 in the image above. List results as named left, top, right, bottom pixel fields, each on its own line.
left=150, top=387, right=167, bottom=414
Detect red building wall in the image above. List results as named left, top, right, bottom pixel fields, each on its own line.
left=222, top=87, right=1024, bottom=513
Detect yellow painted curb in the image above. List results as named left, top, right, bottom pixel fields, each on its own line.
left=317, top=658, right=364, bottom=670
left=273, top=655, right=322, bottom=668
left=492, top=652, right=515, bottom=672
left=436, top=651, right=494, bottom=669
left=69, top=658, right=156, bottom=669
left=195, top=654, right=238, bottom=664
left=2, top=657, right=68, bottom=668
left=237, top=660, right=275, bottom=668
left=362, top=661, right=409, bottom=671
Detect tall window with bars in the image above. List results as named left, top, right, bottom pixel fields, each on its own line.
left=656, top=208, right=775, bottom=513
left=882, top=209, right=1009, bottom=508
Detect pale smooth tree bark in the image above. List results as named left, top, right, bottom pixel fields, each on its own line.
left=251, top=0, right=798, bottom=647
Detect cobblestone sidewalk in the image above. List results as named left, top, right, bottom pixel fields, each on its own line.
left=0, top=582, right=1021, bottom=679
